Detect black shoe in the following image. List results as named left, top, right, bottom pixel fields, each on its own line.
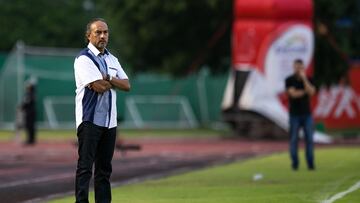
left=308, top=166, right=315, bottom=171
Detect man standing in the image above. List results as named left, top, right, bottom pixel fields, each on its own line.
left=74, top=18, right=130, bottom=203
left=285, top=59, right=316, bottom=171
left=22, top=81, right=37, bottom=145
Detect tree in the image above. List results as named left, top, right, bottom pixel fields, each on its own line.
left=0, top=0, right=92, bottom=50
left=1, top=0, right=359, bottom=82
left=98, top=0, right=232, bottom=75
left=313, top=0, right=360, bottom=85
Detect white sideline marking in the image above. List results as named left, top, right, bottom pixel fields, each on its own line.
left=0, top=173, right=74, bottom=189
left=321, top=180, right=360, bottom=203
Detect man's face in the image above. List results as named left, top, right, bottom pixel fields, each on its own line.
left=293, top=62, right=304, bottom=76
left=87, top=21, right=109, bottom=53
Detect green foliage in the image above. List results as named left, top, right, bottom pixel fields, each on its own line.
left=99, top=0, right=232, bottom=75
left=314, top=0, right=360, bottom=85
left=0, top=0, right=93, bottom=49
left=0, top=0, right=232, bottom=75
left=1, top=0, right=359, bottom=80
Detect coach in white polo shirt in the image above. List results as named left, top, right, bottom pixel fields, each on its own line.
left=74, top=18, right=130, bottom=203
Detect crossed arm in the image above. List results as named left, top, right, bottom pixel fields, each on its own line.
left=88, top=75, right=130, bottom=93
left=287, top=75, right=316, bottom=99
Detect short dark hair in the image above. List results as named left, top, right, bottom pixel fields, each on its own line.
left=84, top=18, right=107, bottom=44
left=294, top=59, right=303, bottom=64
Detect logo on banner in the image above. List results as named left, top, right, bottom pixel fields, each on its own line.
left=275, top=35, right=308, bottom=53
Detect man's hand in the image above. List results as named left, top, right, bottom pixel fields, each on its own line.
left=299, top=69, right=307, bottom=80
left=300, top=72, right=316, bottom=96
left=287, top=70, right=316, bottom=98
left=88, top=79, right=112, bottom=93
left=108, top=77, right=131, bottom=92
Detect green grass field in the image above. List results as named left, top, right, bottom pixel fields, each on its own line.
left=51, top=148, right=360, bottom=203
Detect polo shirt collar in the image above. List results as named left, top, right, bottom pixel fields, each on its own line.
left=88, top=43, right=109, bottom=56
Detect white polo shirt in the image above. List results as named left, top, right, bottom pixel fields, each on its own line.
left=74, top=43, right=128, bottom=129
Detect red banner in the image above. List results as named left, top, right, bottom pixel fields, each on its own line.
left=312, top=67, right=360, bottom=129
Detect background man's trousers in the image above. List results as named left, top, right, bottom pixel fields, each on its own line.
left=289, top=114, right=315, bottom=170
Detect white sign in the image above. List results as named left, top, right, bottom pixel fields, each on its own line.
left=264, top=25, right=314, bottom=94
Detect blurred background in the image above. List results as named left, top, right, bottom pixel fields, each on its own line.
left=0, top=0, right=359, bottom=138
left=1, top=2, right=360, bottom=202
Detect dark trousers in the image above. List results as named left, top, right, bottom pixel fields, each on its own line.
left=25, top=111, right=36, bottom=144
left=75, top=122, right=116, bottom=203
left=25, top=120, right=36, bottom=144
left=289, top=114, right=315, bottom=170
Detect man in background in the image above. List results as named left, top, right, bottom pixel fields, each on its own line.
left=285, top=59, right=316, bottom=171
left=22, top=81, right=37, bottom=145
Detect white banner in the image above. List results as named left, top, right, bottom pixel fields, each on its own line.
left=264, top=25, right=314, bottom=94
